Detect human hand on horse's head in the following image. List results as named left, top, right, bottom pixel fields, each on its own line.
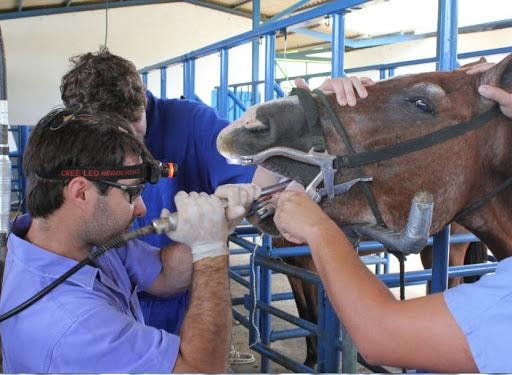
left=478, top=85, right=512, bottom=119
left=294, top=76, right=375, bottom=107
left=466, top=60, right=512, bottom=120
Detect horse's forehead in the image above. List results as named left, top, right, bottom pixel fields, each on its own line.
left=230, top=96, right=299, bottom=129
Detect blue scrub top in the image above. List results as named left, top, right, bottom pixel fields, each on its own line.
left=0, top=215, right=179, bottom=372
left=133, top=91, right=256, bottom=248
left=444, top=256, right=512, bottom=372
left=133, top=92, right=256, bottom=334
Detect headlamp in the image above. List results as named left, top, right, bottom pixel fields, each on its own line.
left=39, top=161, right=178, bottom=185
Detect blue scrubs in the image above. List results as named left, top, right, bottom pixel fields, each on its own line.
left=0, top=215, right=179, bottom=372
left=444, top=256, right=512, bottom=372
left=133, top=91, right=255, bottom=333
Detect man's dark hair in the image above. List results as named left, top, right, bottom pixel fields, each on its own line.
left=23, top=108, right=154, bottom=218
left=60, top=48, right=147, bottom=123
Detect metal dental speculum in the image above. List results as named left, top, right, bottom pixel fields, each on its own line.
left=228, top=146, right=372, bottom=221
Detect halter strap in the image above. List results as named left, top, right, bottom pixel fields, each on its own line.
left=334, top=106, right=501, bottom=170
left=292, top=87, right=325, bottom=152
left=294, top=88, right=385, bottom=225
left=454, top=175, right=512, bottom=221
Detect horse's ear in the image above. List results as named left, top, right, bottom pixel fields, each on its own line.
left=458, top=57, right=487, bottom=71
left=479, top=54, right=512, bottom=91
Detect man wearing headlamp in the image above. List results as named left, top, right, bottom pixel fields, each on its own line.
left=0, top=109, right=259, bottom=372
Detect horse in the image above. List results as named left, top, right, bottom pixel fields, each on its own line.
left=219, top=53, right=512, bottom=368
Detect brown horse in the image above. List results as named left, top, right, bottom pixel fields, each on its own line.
left=219, top=53, right=512, bottom=367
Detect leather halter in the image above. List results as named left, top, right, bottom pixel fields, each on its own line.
left=292, top=87, right=502, bottom=223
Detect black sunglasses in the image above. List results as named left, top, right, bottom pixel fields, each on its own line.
left=98, top=179, right=146, bottom=204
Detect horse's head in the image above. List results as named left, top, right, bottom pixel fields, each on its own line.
left=218, top=54, right=512, bottom=238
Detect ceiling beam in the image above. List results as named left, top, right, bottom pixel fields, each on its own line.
left=0, top=0, right=250, bottom=20
left=232, top=1, right=252, bottom=10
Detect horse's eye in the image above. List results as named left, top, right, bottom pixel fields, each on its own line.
left=408, top=97, right=436, bottom=115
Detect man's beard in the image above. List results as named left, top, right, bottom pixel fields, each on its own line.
left=81, top=195, right=132, bottom=247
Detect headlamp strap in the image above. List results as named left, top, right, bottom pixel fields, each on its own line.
left=41, top=162, right=178, bottom=184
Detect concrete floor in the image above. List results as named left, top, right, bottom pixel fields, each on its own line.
left=228, top=246, right=428, bottom=373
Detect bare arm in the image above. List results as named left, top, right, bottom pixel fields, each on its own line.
left=160, top=186, right=257, bottom=372
left=144, top=242, right=192, bottom=297
left=274, top=191, right=477, bottom=372
left=172, top=255, right=231, bottom=373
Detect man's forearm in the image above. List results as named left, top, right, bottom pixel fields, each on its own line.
left=173, top=255, right=231, bottom=372
left=306, top=222, right=397, bottom=352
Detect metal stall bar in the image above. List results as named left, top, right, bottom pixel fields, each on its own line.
left=183, top=59, right=195, bottom=99
left=219, top=48, right=229, bottom=119
left=331, top=11, right=345, bottom=77
left=141, top=72, right=148, bottom=88
left=227, top=90, right=247, bottom=112
left=431, top=225, right=451, bottom=292
left=254, top=252, right=319, bottom=373
left=226, top=46, right=512, bottom=98
left=273, top=83, right=285, bottom=98
left=317, top=283, right=341, bottom=373
left=160, top=67, right=167, bottom=99
left=437, top=0, right=459, bottom=72
left=330, top=10, right=358, bottom=373
left=251, top=0, right=260, bottom=105
left=431, top=0, right=458, bottom=294
left=259, top=234, right=273, bottom=372
left=264, top=34, right=276, bottom=101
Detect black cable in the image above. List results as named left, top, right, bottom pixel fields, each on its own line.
left=0, top=224, right=154, bottom=322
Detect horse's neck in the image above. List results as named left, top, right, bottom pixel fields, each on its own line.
left=461, top=117, right=512, bottom=260
left=461, top=193, right=512, bottom=260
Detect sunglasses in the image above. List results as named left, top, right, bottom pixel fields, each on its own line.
left=98, top=179, right=146, bottom=204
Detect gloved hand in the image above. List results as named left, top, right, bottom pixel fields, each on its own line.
left=214, top=183, right=262, bottom=233
left=163, top=191, right=229, bottom=262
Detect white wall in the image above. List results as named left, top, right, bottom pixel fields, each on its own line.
left=0, top=3, right=252, bottom=125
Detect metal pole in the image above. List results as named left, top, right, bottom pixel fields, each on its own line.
left=317, top=286, right=342, bottom=372
left=264, top=33, right=276, bottom=101
left=160, top=67, right=167, bottom=99
left=379, top=68, right=386, bottom=80
left=141, top=72, right=148, bottom=89
left=219, top=48, right=229, bottom=118
left=436, top=0, right=458, bottom=71
left=431, top=225, right=451, bottom=292
left=183, top=59, right=195, bottom=100
left=341, top=324, right=357, bottom=373
left=251, top=0, right=260, bottom=105
left=260, top=234, right=272, bottom=372
left=331, top=12, right=346, bottom=77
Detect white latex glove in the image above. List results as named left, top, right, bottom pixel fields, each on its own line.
left=163, top=191, right=228, bottom=262
left=214, top=183, right=262, bottom=233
